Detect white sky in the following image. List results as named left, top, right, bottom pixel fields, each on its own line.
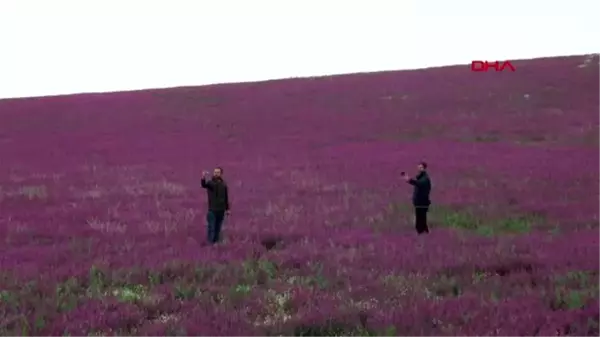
left=0, top=0, right=598, bottom=99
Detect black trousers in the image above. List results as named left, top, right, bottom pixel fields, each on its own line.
left=207, top=210, right=225, bottom=244
left=414, top=206, right=429, bottom=234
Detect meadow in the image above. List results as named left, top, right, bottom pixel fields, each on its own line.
left=0, top=54, right=598, bottom=336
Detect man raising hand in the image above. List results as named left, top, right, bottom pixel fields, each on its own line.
left=401, top=161, right=432, bottom=234
left=201, top=167, right=230, bottom=244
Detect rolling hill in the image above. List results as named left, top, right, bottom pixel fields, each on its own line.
left=0, top=54, right=598, bottom=335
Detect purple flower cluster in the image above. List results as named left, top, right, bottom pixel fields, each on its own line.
left=0, top=54, right=598, bottom=335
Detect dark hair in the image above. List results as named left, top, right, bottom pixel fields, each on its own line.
left=419, top=161, right=428, bottom=169
left=216, top=166, right=224, bottom=174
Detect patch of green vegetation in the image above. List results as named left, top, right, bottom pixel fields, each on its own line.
left=0, top=289, right=16, bottom=304
left=370, top=202, right=535, bottom=236
left=425, top=275, right=462, bottom=298
left=147, top=260, right=222, bottom=285
left=549, top=225, right=561, bottom=236
left=256, top=289, right=295, bottom=327
left=380, top=273, right=422, bottom=296
left=472, top=133, right=501, bottom=143
left=442, top=210, right=481, bottom=230
left=434, top=207, right=536, bottom=235
left=291, top=320, right=393, bottom=336
left=173, top=282, right=198, bottom=300
left=241, top=258, right=279, bottom=285
left=552, top=289, right=589, bottom=310
left=555, top=270, right=594, bottom=288
left=497, top=216, right=533, bottom=233
left=550, top=270, right=599, bottom=310
left=34, top=315, right=46, bottom=331
left=87, top=265, right=108, bottom=297
left=112, top=284, right=147, bottom=302
left=56, top=277, right=83, bottom=311
left=309, top=263, right=329, bottom=290
left=490, top=290, right=500, bottom=303
left=61, top=267, right=151, bottom=304
left=1, top=266, right=196, bottom=335
left=276, top=262, right=331, bottom=291
left=0, top=279, right=74, bottom=335
left=472, top=271, right=492, bottom=284
left=227, top=282, right=254, bottom=302
left=0, top=310, right=35, bottom=335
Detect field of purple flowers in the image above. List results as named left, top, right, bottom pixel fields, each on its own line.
left=0, top=54, right=598, bottom=335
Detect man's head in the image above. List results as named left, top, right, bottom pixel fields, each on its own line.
left=417, top=161, right=427, bottom=173
left=213, top=167, right=223, bottom=179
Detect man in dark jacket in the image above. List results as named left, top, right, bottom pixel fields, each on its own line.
left=201, top=167, right=230, bottom=244
left=402, top=162, right=432, bottom=234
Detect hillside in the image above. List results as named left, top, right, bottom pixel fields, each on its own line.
left=0, top=54, right=598, bottom=335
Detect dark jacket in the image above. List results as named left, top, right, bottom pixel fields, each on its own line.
left=201, top=177, right=230, bottom=212
left=408, top=171, right=431, bottom=207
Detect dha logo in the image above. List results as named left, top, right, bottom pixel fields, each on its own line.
left=471, top=60, right=516, bottom=72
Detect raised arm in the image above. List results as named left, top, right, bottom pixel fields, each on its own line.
left=201, top=177, right=214, bottom=190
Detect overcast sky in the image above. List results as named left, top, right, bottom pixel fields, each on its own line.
left=0, top=0, right=598, bottom=99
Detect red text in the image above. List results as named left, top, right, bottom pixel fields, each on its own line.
left=471, top=60, right=516, bottom=72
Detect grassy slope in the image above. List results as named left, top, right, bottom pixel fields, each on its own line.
left=0, top=55, right=598, bottom=335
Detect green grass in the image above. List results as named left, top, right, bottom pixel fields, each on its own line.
left=436, top=208, right=535, bottom=235
left=551, top=270, right=599, bottom=310
left=379, top=202, right=538, bottom=235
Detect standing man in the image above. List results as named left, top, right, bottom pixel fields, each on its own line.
left=401, top=162, right=432, bottom=234
left=201, top=167, right=230, bottom=244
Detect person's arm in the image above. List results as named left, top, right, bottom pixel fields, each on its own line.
left=407, top=176, right=425, bottom=186
left=201, top=177, right=214, bottom=190
left=224, top=184, right=230, bottom=211
left=401, top=172, right=417, bottom=185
